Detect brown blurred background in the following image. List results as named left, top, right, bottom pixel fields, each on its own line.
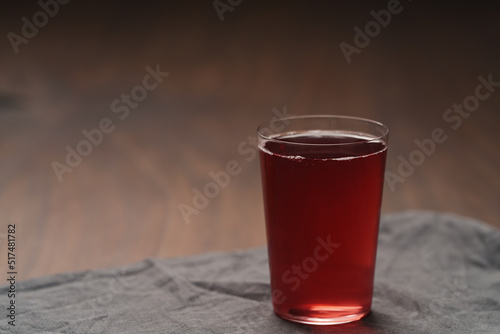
left=0, top=1, right=498, bottom=280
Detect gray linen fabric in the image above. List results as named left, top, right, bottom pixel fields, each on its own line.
left=1, top=211, right=499, bottom=333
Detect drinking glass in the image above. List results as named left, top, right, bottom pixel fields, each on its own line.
left=258, top=115, right=388, bottom=325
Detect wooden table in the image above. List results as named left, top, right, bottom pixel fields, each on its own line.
left=0, top=1, right=498, bottom=280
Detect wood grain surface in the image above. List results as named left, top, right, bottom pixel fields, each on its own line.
left=0, top=1, right=498, bottom=280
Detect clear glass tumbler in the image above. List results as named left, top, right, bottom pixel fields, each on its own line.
left=258, top=115, right=388, bottom=325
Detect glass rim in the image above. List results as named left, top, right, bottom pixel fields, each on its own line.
left=257, top=115, right=389, bottom=146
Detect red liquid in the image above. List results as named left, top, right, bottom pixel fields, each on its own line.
left=259, top=132, right=387, bottom=324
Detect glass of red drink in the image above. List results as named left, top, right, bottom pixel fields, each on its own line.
left=258, top=115, right=388, bottom=325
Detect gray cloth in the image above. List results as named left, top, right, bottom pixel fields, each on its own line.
left=1, top=211, right=500, bottom=333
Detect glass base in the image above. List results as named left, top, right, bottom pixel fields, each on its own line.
left=275, top=305, right=370, bottom=325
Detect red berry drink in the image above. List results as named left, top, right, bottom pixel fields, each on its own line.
left=258, top=116, right=388, bottom=325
